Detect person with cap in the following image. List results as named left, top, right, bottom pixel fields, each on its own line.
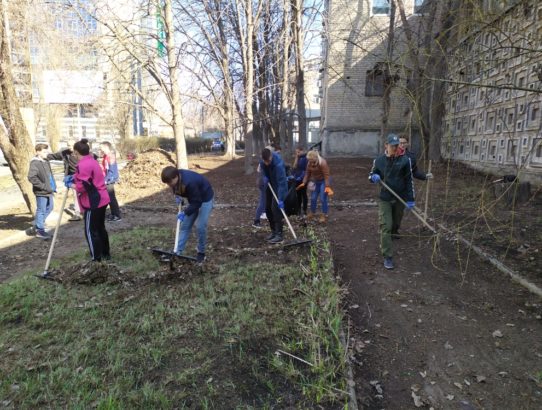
left=398, top=135, right=433, bottom=181
left=161, top=166, right=214, bottom=263
left=369, top=133, right=415, bottom=270
left=260, top=147, right=288, bottom=243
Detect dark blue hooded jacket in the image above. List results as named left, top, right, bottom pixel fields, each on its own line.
left=173, top=169, right=214, bottom=216
left=292, top=153, right=307, bottom=181
left=261, top=152, right=288, bottom=201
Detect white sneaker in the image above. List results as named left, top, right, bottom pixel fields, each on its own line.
left=261, top=213, right=267, bottom=220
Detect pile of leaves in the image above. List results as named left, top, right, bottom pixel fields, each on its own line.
left=119, top=149, right=175, bottom=190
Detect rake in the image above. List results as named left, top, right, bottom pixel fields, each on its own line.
left=37, top=187, right=70, bottom=279
left=151, top=202, right=197, bottom=263
left=267, top=182, right=312, bottom=249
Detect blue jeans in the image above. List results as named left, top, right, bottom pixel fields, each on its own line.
left=310, top=180, right=328, bottom=215
left=35, top=195, right=54, bottom=230
left=254, top=184, right=266, bottom=222
left=176, top=198, right=214, bottom=254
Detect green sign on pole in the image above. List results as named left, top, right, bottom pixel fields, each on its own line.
left=156, top=6, right=166, bottom=57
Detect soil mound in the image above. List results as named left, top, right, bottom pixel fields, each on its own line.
left=46, top=261, right=129, bottom=285
left=120, top=149, right=175, bottom=190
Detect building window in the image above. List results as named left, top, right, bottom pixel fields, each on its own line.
left=474, top=145, right=479, bottom=155
left=507, top=140, right=517, bottom=161
left=531, top=104, right=540, bottom=121
left=534, top=138, right=542, bottom=159
left=69, top=126, right=74, bottom=138
left=365, top=68, right=385, bottom=96
left=82, top=126, right=87, bottom=138
left=414, top=0, right=425, bottom=14
left=372, top=0, right=390, bottom=15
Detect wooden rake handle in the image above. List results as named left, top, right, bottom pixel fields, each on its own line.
left=267, top=182, right=298, bottom=240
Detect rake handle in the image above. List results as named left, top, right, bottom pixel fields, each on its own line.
left=267, top=182, right=298, bottom=240
left=43, top=187, right=70, bottom=274
left=424, top=160, right=432, bottom=220
left=173, top=202, right=182, bottom=253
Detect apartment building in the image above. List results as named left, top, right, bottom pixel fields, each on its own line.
left=443, top=0, right=542, bottom=184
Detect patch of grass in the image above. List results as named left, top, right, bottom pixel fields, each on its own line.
left=0, top=226, right=347, bottom=408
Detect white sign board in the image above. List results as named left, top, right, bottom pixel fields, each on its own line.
left=42, top=70, right=103, bottom=104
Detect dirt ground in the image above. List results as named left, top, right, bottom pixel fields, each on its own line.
left=0, top=154, right=541, bottom=409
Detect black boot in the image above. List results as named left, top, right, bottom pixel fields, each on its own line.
left=269, top=232, right=283, bottom=244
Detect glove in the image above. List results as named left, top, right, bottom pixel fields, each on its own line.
left=177, top=211, right=185, bottom=222
left=295, top=176, right=302, bottom=182
left=325, top=187, right=334, bottom=196
left=425, top=172, right=433, bottom=180
left=406, top=201, right=415, bottom=210
left=63, top=175, right=74, bottom=188
left=262, top=176, right=269, bottom=186
left=370, top=174, right=381, bottom=184
left=296, top=183, right=305, bottom=191
left=287, top=175, right=294, bottom=181
left=278, top=200, right=284, bottom=210
left=175, top=195, right=183, bottom=205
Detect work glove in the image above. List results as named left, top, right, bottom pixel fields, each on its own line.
left=177, top=211, right=185, bottom=222
left=175, top=195, right=183, bottom=205
left=406, top=201, right=415, bottom=210
left=325, top=187, right=334, bottom=196
left=63, top=175, right=74, bottom=188
left=370, top=174, right=381, bottom=184
left=262, top=176, right=269, bottom=186
left=425, top=172, right=434, bottom=180
left=278, top=200, right=284, bottom=210
left=296, top=182, right=305, bottom=191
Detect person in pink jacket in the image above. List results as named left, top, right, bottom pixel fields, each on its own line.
left=66, top=139, right=111, bottom=261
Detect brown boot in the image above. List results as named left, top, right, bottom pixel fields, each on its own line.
left=319, top=214, right=328, bottom=223
left=307, top=212, right=315, bottom=221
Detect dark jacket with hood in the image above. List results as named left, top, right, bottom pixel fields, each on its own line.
left=172, top=169, right=214, bottom=216
left=369, top=153, right=414, bottom=203
left=28, top=156, right=57, bottom=196
left=261, top=152, right=288, bottom=201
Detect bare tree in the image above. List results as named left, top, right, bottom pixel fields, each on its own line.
left=82, top=0, right=189, bottom=168
left=0, top=0, right=37, bottom=214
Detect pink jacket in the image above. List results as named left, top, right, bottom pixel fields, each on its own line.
left=74, top=155, right=110, bottom=210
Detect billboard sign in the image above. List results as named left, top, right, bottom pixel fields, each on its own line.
left=42, top=70, right=103, bottom=104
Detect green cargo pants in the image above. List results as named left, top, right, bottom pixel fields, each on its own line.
left=378, top=199, right=405, bottom=258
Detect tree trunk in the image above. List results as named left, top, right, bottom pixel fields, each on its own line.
left=381, top=0, right=396, bottom=147
left=243, top=1, right=256, bottom=175
left=0, top=0, right=35, bottom=214
left=291, top=0, right=306, bottom=147
left=164, top=0, right=188, bottom=169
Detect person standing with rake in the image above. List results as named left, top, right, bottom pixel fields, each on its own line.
left=66, top=139, right=111, bottom=262
left=369, top=134, right=415, bottom=270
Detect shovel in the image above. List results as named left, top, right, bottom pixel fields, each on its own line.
left=267, top=182, right=312, bottom=249
left=151, top=202, right=197, bottom=262
left=38, top=187, right=70, bottom=279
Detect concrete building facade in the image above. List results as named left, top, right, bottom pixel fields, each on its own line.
left=443, top=0, right=542, bottom=184
left=320, top=0, right=425, bottom=157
